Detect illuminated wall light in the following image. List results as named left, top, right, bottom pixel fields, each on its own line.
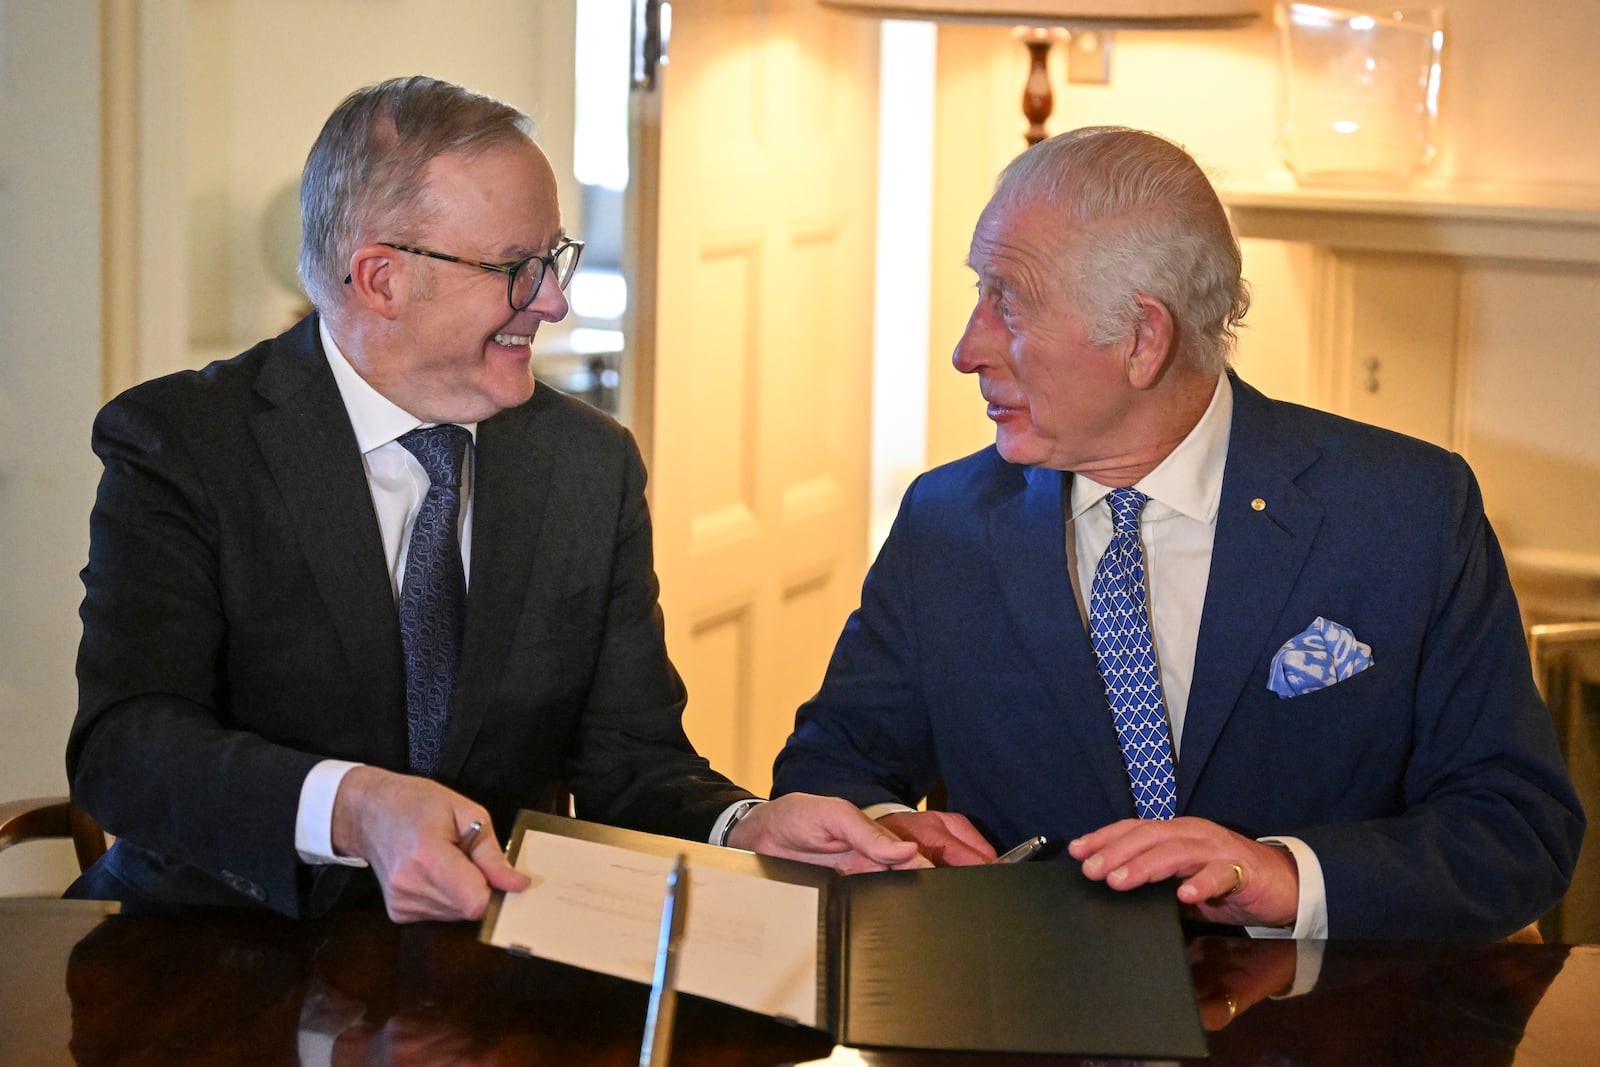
left=570, top=328, right=626, bottom=354
left=569, top=269, right=629, bottom=321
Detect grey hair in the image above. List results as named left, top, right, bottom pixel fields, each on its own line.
left=298, top=75, right=533, bottom=311
left=988, top=127, right=1250, bottom=375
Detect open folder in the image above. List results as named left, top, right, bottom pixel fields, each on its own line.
left=480, top=811, right=1206, bottom=1058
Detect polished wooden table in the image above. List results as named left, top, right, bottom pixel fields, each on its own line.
left=1, top=899, right=1597, bottom=1065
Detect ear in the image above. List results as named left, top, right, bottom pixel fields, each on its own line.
left=344, top=244, right=404, bottom=320
left=1124, top=292, right=1177, bottom=391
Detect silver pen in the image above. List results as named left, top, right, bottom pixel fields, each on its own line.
left=997, top=835, right=1048, bottom=863
left=639, top=853, right=689, bottom=1067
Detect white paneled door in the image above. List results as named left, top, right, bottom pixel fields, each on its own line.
left=631, top=1, right=880, bottom=793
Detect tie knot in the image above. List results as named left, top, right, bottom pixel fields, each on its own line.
left=1105, top=487, right=1148, bottom=534
left=398, top=425, right=470, bottom=489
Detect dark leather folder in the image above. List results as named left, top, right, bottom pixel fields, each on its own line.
left=483, top=811, right=1206, bottom=1058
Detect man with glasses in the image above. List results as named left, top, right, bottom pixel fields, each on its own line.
left=67, top=76, right=920, bottom=922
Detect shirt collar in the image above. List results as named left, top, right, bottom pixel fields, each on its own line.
left=1069, top=372, right=1233, bottom=523
left=319, top=318, right=477, bottom=452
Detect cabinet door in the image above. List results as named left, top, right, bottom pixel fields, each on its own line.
left=1315, top=250, right=1460, bottom=449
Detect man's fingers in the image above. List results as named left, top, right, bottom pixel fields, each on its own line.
left=1070, top=817, right=1301, bottom=928
left=811, top=799, right=926, bottom=870
left=1073, top=818, right=1223, bottom=886
left=846, top=817, right=927, bottom=865
left=462, top=823, right=532, bottom=894
left=939, top=813, right=1000, bottom=861
left=857, top=834, right=924, bottom=866
left=1067, top=818, right=1154, bottom=868
left=878, top=811, right=996, bottom=866
left=334, top=772, right=513, bottom=923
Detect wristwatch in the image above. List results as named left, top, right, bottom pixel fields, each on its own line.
left=716, top=798, right=764, bottom=847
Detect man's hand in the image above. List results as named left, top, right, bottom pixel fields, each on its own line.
left=331, top=767, right=530, bottom=923
left=876, top=810, right=998, bottom=866
left=1187, top=937, right=1300, bottom=1030
left=1068, top=817, right=1299, bottom=928
left=725, top=794, right=930, bottom=873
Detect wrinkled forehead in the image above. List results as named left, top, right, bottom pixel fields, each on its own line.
left=419, top=139, right=565, bottom=248
left=968, top=195, right=1072, bottom=273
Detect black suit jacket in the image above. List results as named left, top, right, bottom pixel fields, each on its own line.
left=69, top=314, right=750, bottom=915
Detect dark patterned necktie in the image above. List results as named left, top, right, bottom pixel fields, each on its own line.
left=396, top=425, right=470, bottom=776
left=1088, top=487, right=1177, bottom=820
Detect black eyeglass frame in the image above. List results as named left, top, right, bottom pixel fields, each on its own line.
left=343, top=238, right=584, bottom=311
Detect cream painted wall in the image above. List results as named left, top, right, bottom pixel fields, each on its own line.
left=183, top=0, right=578, bottom=363
left=1460, top=264, right=1600, bottom=562
left=0, top=1, right=103, bottom=895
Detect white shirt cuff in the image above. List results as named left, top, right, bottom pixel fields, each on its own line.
left=862, top=801, right=916, bottom=821
left=1245, top=835, right=1328, bottom=940
left=709, top=798, right=763, bottom=846
left=295, top=759, right=369, bottom=867
left=1280, top=939, right=1327, bottom=997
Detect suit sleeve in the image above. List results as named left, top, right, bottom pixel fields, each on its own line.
left=69, top=394, right=323, bottom=914
left=771, top=475, right=943, bottom=809
left=1298, top=456, right=1584, bottom=939
left=559, top=432, right=753, bottom=840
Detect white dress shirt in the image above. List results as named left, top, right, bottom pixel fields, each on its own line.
left=1072, top=374, right=1326, bottom=940
left=293, top=322, right=478, bottom=865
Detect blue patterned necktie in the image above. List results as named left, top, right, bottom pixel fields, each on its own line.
left=396, top=425, right=470, bottom=776
left=1089, top=487, right=1177, bottom=820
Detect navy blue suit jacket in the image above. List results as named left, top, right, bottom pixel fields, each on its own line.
left=69, top=314, right=749, bottom=916
left=773, top=376, right=1583, bottom=940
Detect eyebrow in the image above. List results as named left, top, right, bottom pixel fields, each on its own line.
left=491, top=230, right=571, bottom=261
left=969, top=261, right=1010, bottom=290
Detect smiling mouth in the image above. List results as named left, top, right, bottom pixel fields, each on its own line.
left=493, top=332, right=534, bottom=347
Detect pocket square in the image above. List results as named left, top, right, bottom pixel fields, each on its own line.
left=1268, top=616, right=1373, bottom=699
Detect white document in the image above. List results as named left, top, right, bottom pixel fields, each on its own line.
left=486, top=831, right=822, bottom=1025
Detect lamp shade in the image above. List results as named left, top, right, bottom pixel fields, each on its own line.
left=817, top=1, right=1259, bottom=29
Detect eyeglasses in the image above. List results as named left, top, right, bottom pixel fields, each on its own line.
left=347, top=237, right=584, bottom=311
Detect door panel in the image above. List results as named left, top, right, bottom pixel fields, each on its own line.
left=637, top=1, right=879, bottom=793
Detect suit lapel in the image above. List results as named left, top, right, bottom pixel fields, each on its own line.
left=249, top=316, right=407, bottom=765
left=440, top=394, right=557, bottom=778
left=1177, top=378, right=1324, bottom=808
left=991, top=466, right=1138, bottom=816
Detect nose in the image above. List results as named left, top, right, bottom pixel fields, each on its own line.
left=952, top=302, right=995, bottom=376
left=524, top=268, right=570, bottom=323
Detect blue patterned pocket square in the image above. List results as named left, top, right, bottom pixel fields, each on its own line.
left=1268, top=616, right=1373, bottom=699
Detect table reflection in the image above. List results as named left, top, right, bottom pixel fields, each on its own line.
left=7, top=901, right=1584, bottom=1066
left=806, top=937, right=1574, bottom=1067
left=62, top=908, right=832, bottom=1066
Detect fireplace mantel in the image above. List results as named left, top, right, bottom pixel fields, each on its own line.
left=1221, top=181, right=1600, bottom=266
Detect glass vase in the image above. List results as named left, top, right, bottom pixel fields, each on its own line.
left=1276, top=3, right=1445, bottom=187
